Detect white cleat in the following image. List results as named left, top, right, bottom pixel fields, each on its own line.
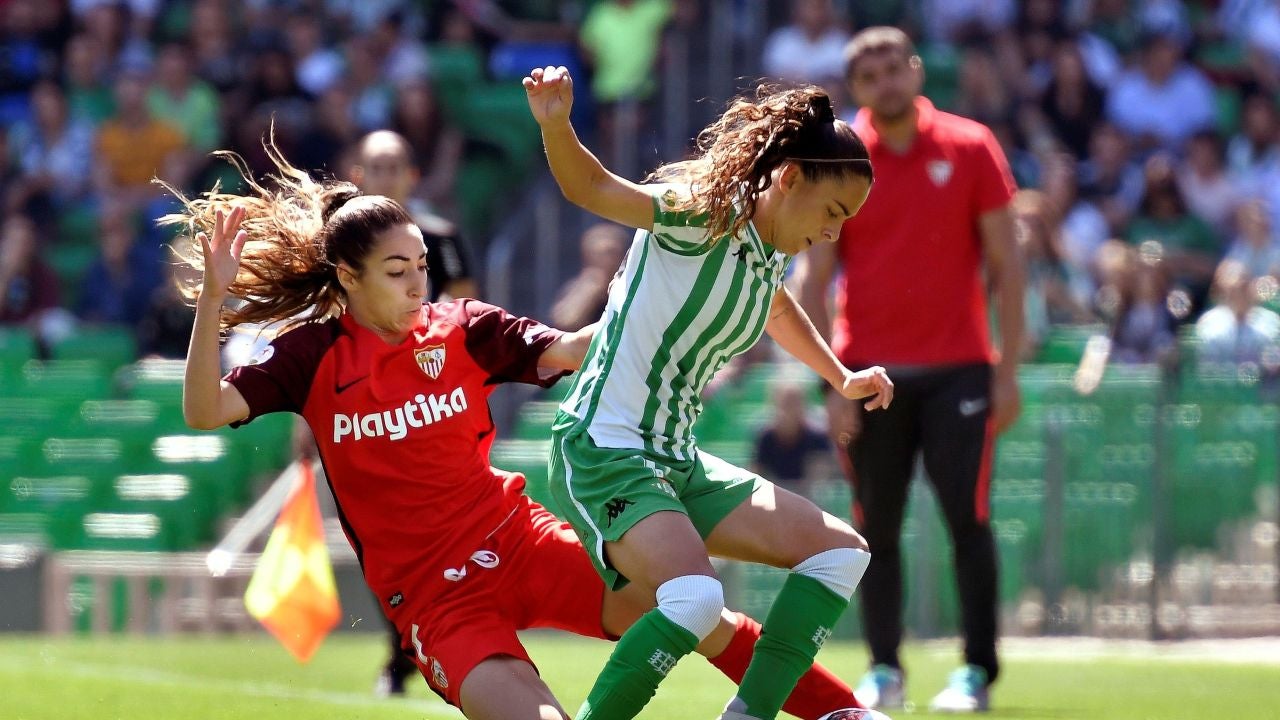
left=854, top=664, right=904, bottom=710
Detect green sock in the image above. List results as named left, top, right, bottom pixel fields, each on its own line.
left=732, top=573, right=850, bottom=720
left=575, top=608, right=699, bottom=720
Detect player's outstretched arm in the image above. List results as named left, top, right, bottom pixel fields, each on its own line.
left=523, top=66, right=653, bottom=231
left=537, top=320, right=599, bottom=371
left=765, top=287, right=893, bottom=411
left=184, top=207, right=251, bottom=430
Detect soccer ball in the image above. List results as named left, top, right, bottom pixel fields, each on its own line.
left=817, top=709, right=894, bottom=720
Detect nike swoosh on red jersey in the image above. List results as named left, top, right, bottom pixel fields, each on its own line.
left=335, top=376, right=370, bottom=394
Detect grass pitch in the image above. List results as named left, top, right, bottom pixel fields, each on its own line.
left=1, top=633, right=1277, bottom=719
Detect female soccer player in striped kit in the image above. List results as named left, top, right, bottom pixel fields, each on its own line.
left=174, top=144, right=880, bottom=720
left=526, top=65, right=894, bottom=720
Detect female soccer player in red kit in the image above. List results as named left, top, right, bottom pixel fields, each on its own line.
left=173, top=145, right=873, bottom=720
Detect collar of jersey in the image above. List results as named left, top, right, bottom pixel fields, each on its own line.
left=334, top=307, right=432, bottom=389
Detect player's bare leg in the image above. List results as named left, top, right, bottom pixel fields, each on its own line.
left=459, top=656, right=569, bottom=720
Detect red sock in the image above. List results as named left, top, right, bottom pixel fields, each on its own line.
left=707, top=611, right=863, bottom=719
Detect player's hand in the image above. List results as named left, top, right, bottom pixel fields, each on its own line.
left=838, top=366, right=893, bottom=411
left=992, top=364, right=1022, bottom=434
left=198, top=206, right=247, bottom=302
left=523, top=65, right=574, bottom=127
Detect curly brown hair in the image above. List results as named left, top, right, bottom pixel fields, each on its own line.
left=159, top=138, right=414, bottom=332
left=646, top=84, right=872, bottom=242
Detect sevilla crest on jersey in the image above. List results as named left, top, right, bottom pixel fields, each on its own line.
left=415, top=344, right=446, bottom=379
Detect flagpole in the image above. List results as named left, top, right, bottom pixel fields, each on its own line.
left=206, top=460, right=305, bottom=577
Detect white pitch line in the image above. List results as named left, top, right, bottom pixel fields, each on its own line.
left=0, top=655, right=462, bottom=717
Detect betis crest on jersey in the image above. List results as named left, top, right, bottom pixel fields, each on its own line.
left=414, top=344, right=446, bottom=379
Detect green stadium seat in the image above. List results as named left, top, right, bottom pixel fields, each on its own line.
left=19, top=360, right=115, bottom=402
left=118, top=358, right=185, bottom=404
left=512, top=401, right=560, bottom=440
left=0, top=398, right=76, bottom=439
left=50, top=326, right=138, bottom=371
left=107, top=473, right=217, bottom=548
left=0, top=326, right=36, bottom=387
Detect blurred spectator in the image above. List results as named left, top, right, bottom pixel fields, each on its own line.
left=1086, top=0, right=1143, bottom=57
left=370, top=9, right=430, bottom=88
left=1105, top=30, right=1215, bottom=154
left=9, top=79, right=96, bottom=210
left=1039, top=38, right=1106, bottom=159
left=751, top=382, right=833, bottom=494
left=74, top=203, right=158, bottom=324
left=62, top=33, right=114, bottom=124
left=285, top=12, right=344, bottom=97
left=1177, top=130, right=1237, bottom=237
left=1127, top=157, right=1220, bottom=305
left=94, top=69, right=186, bottom=207
left=1105, top=242, right=1179, bottom=365
left=1227, top=92, right=1280, bottom=184
left=550, top=222, right=629, bottom=332
left=0, top=0, right=57, bottom=127
left=762, top=0, right=851, bottom=90
left=135, top=260, right=194, bottom=359
left=389, top=80, right=463, bottom=212
left=1196, top=259, right=1280, bottom=369
left=1012, top=189, right=1095, bottom=358
left=918, top=0, right=1016, bottom=45
left=189, top=0, right=242, bottom=93
left=1223, top=199, right=1280, bottom=278
left=295, top=85, right=359, bottom=175
left=953, top=44, right=1013, bottom=127
left=1041, top=153, right=1109, bottom=310
left=1078, top=122, right=1145, bottom=235
left=579, top=0, right=672, bottom=104
left=147, top=41, right=221, bottom=153
left=348, top=130, right=476, bottom=301
left=0, top=214, right=60, bottom=326
left=342, top=35, right=394, bottom=131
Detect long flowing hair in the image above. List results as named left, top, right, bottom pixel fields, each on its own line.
left=646, top=84, right=873, bottom=241
left=159, top=138, right=413, bottom=331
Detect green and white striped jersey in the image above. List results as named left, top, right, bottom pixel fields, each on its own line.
left=556, top=187, right=791, bottom=461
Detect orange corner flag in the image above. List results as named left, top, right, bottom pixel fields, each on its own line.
left=244, top=461, right=341, bottom=663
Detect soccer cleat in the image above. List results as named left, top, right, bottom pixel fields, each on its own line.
left=854, top=664, right=904, bottom=710
left=818, top=708, right=895, bottom=720
left=928, top=665, right=989, bottom=713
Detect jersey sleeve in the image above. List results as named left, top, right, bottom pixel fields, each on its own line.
left=649, top=185, right=718, bottom=256
left=224, top=322, right=332, bottom=426
left=971, top=127, right=1018, bottom=215
left=461, top=300, right=569, bottom=387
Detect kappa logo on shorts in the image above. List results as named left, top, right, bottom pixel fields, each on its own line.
left=604, top=498, right=636, bottom=527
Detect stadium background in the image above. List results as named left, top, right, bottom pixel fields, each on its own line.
left=0, top=0, right=1278, bottom=710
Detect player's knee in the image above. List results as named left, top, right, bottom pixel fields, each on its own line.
left=793, top=547, right=872, bottom=600
left=656, top=574, right=724, bottom=640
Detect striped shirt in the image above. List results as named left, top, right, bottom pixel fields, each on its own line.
left=556, top=187, right=789, bottom=460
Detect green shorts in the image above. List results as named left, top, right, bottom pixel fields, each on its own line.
left=547, top=428, right=762, bottom=590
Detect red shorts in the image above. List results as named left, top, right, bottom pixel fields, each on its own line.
left=393, top=496, right=611, bottom=707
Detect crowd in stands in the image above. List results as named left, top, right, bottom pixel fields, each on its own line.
left=5, top=0, right=1280, bottom=382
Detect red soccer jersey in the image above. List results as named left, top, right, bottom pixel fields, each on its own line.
left=833, top=97, right=1016, bottom=367
left=225, top=300, right=565, bottom=612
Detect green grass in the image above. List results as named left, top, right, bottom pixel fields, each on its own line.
left=1, top=633, right=1277, bottom=719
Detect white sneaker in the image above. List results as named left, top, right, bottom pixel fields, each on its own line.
left=818, top=708, right=894, bottom=720
left=854, top=665, right=904, bottom=710
left=928, top=665, right=990, bottom=713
